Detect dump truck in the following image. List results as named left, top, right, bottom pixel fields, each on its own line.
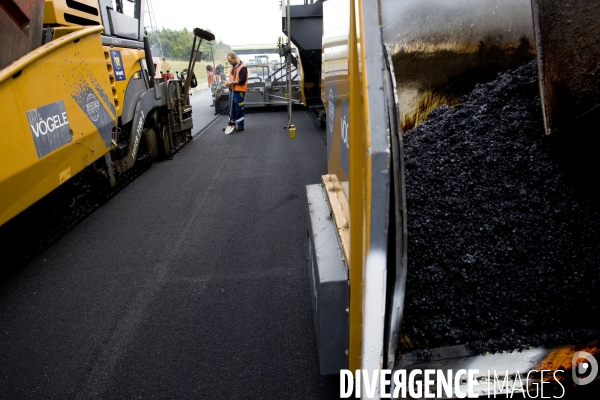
left=294, top=0, right=600, bottom=398
left=0, top=0, right=214, bottom=227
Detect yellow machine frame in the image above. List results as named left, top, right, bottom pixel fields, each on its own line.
left=0, top=27, right=117, bottom=226
left=320, top=0, right=394, bottom=375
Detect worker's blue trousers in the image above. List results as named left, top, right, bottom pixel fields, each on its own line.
left=229, top=91, right=245, bottom=128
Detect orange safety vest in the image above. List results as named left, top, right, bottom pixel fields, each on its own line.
left=229, top=62, right=248, bottom=92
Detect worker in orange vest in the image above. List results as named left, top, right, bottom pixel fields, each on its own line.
left=206, top=65, right=221, bottom=107
left=206, top=65, right=212, bottom=86
left=206, top=65, right=222, bottom=86
left=224, top=52, right=248, bottom=133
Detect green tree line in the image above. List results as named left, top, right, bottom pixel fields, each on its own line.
left=148, top=28, right=228, bottom=61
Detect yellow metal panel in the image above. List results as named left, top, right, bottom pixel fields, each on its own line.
left=44, top=0, right=59, bottom=24
left=321, top=0, right=371, bottom=374
left=102, top=46, right=145, bottom=117
left=348, top=0, right=366, bottom=373
left=357, top=0, right=372, bottom=265
left=0, top=27, right=117, bottom=226
left=51, top=26, right=84, bottom=40
left=44, top=0, right=102, bottom=26
left=321, top=0, right=350, bottom=188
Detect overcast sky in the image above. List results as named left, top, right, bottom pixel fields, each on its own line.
left=149, top=0, right=293, bottom=46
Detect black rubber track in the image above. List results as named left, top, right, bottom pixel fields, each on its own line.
left=0, top=111, right=339, bottom=399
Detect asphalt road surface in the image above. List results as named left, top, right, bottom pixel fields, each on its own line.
left=189, top=87, right=219, bottom=135
left=0, top=107, right=339, bottom=399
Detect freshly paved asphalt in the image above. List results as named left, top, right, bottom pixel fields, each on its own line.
left=0, top=105, right=339, bottom=398
left=189, top=88, right=219, bottom=135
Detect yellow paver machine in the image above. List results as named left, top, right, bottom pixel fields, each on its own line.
left=0, top=0, right=214, bottom=226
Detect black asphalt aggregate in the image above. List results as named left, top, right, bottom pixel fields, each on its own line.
left=401, top=61, right=600, bottom=354
left=0, top=110, right=339, bottom=399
